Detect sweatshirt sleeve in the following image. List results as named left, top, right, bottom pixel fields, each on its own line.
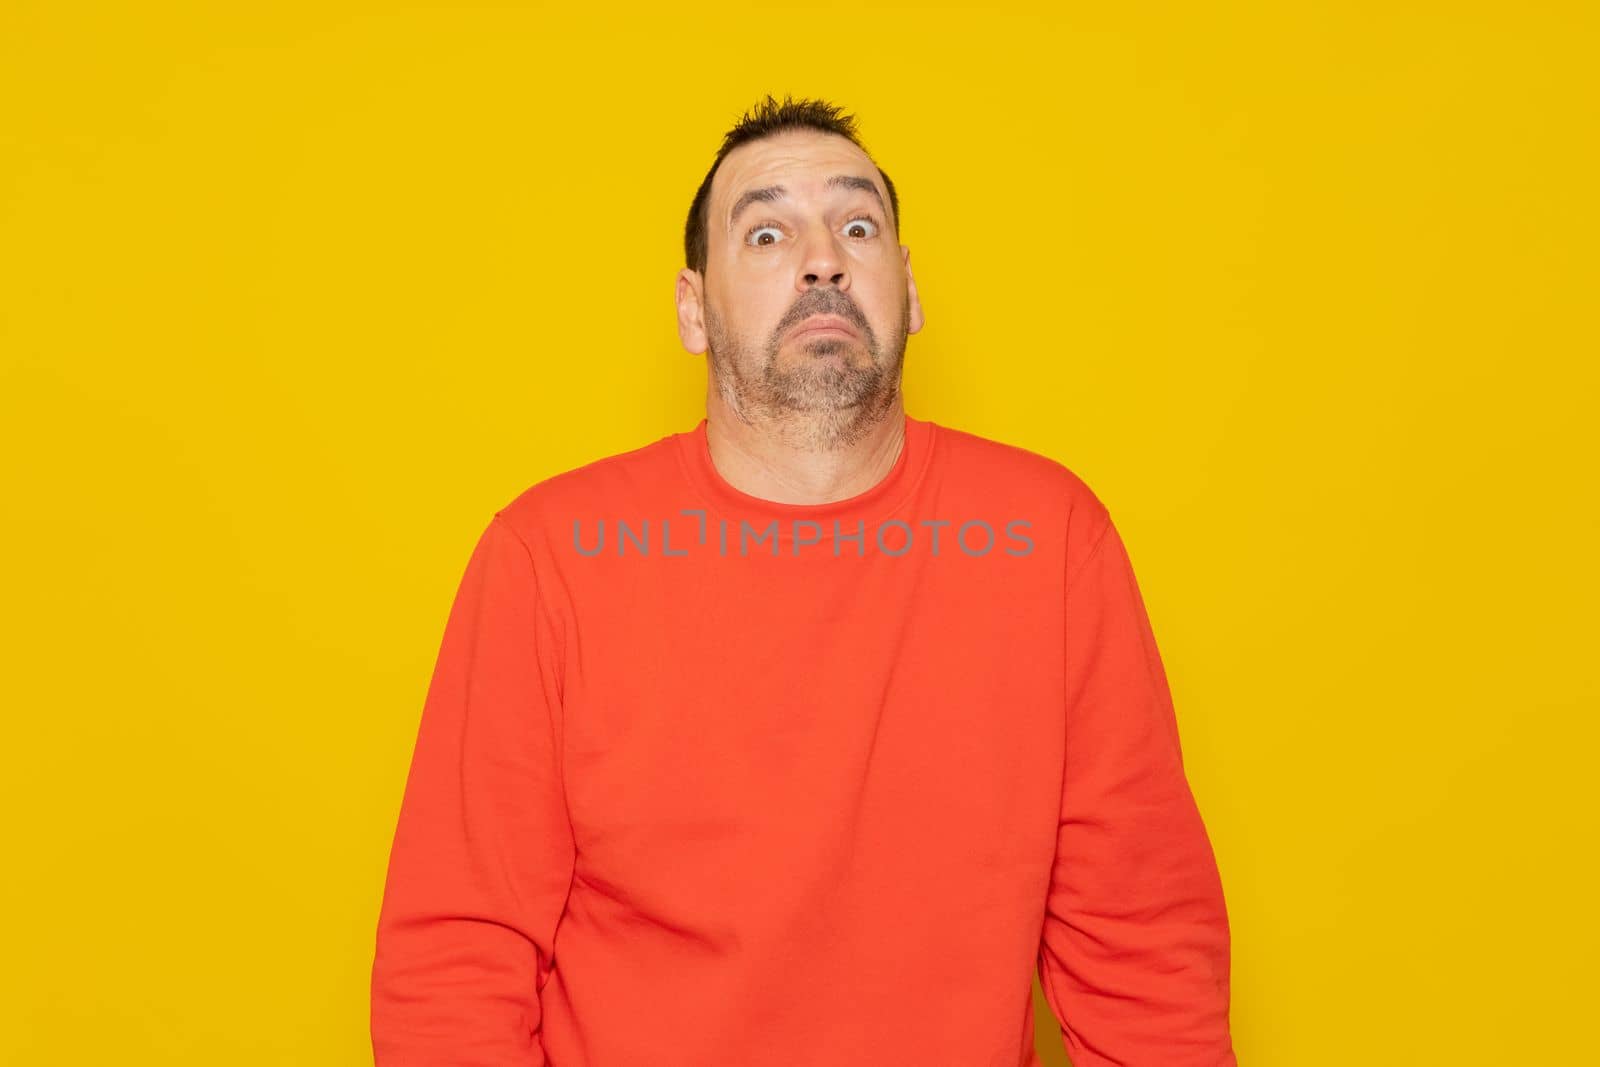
left=370, top=512, right=575, bottom=1066
left=1037, top=513, right=1237, bottom=1065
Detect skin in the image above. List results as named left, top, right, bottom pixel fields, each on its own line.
left=675, top=128, right=925, bottom=505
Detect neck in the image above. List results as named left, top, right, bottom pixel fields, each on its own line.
left=701, top=392, right=908, bottom=506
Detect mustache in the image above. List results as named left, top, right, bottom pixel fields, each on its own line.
left=778, top=294, right=867, bottom=335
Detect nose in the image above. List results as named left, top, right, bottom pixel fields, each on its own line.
left=796, top=228, right=850, bottom=292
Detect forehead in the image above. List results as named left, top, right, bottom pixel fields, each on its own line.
left=711, top=130, right=883, bottom=219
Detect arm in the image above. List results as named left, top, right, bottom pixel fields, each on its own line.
left=1038, top=514, right=1237, bottom=1065
left=371, top=513, right=575, bottom=1066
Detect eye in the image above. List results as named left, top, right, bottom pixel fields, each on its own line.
left=844, top=215, right=880, bottom=239
left=745, top=220, right=785, bottom=247
left=744, top=215, right=882, bottom=247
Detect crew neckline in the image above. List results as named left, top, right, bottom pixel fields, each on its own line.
left=672, top=411, right=938, bottom=534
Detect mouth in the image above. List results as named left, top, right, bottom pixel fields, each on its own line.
left=788, top=315, right=858, bottom=341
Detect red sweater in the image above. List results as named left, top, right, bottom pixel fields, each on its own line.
left=370, top=412, right=1236, bottom=1065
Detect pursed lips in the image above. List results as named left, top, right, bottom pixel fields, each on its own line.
left=789, top=315, right=858, bottom=339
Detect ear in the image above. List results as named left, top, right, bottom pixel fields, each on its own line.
left=676, top=268, right=708, bottom=354
left=902, top=245, right=925, bottom=334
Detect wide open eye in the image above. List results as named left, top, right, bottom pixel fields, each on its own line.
left=746, top=221, right=785, bottom=247
left=844, top=216, right=880, bottom=239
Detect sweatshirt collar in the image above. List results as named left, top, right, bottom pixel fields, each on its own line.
left=672, top=410, right=937, bottom=534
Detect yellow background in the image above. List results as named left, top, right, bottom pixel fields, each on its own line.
left=3, top=1, right=1595, bottom=1062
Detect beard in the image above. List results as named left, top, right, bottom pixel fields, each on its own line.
left=703, top=289, right=909, bottom=450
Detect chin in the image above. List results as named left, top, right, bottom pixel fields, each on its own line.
left=790, top=335, right=857, bottom=355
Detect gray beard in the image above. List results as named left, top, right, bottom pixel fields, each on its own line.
left=703, top=294, right=909, bottom=453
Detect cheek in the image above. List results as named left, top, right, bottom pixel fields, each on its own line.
left=717, top=284, right=789, bottom=338
left=859, top=275, right=906, bottom=327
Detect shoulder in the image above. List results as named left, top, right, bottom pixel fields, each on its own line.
left=930, top=419, right=1112, bottom=548
left=491, top=430, right=682, bottom=549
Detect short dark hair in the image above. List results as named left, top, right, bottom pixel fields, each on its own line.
left=683, top=93, right=900, bottom=275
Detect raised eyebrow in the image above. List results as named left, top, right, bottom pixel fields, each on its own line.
left=826, top=175, right=887, bottom=219
left=728, top=175, right=889, bottom=232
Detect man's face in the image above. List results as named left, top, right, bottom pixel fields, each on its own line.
left=677, top=128, right=924, bottom=429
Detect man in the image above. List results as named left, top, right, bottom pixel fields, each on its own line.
left=370, top=94, right=1237, bottom=1066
